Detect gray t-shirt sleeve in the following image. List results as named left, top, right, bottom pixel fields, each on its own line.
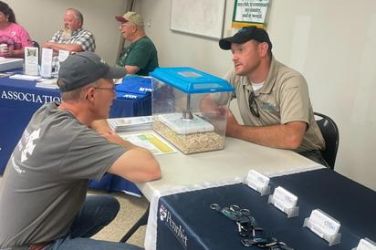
left=58, top=128, right=126, bottom=181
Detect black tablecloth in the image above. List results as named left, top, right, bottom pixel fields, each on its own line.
left=157, top=169, right=376, bottom=250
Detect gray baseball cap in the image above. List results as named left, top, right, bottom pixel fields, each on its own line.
left=58, top=51, right=126, bottom=92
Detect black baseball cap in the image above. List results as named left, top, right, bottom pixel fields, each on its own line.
left=219, top=26, right=272, bottom=50
left=58, top=51, right=126, bottom=92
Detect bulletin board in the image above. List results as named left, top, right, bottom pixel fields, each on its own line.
left=170, top=0, right=226, bottom=40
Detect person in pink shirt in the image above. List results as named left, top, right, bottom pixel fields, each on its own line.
left=0, top=1, right=32, bottom=58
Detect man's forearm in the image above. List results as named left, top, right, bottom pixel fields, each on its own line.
left=43, top=41, right=82, bottom=52
left=124, top=65, right=139, bottom=75
left=227, top=122, right=306, bottom=149
left=91, top=119, right=137, bottom=149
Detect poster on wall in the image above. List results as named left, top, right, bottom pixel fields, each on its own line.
left=232, top=0, right=271, bottom=29
left=170, top=0, right=226, bottom=40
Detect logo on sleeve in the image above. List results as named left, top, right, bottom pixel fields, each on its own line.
left=21, top=128, right=41, bottom=163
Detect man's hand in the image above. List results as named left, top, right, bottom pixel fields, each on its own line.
left=225, top=110, right=241, bottom=137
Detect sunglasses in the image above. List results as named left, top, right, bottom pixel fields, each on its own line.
left=94, top=85, right=116, bottom=92
left=248, top=91, right=260, bottom=118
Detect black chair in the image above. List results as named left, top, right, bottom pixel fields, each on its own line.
left=314, top=112, right=339, bottom=169
left=31, top=40, right=40, bottom=49
left=120, top=205, right=149, bottom=242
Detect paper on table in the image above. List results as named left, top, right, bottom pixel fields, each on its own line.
left=0, top=57, right=23, bottom=71
left=108, top=116, right=152, bottom=132
left=9, top=74, right=41, bottom=81
left=36, top=78, right=58, bottom=89
left=120, top=131, right=177, bottom=155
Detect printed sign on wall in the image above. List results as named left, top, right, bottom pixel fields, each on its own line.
left=232, top=0, right=271, bottom=29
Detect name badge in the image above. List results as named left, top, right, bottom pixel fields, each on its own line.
left=245, top=170, right=270, bottom=195
left=307, top=209, right=341, bottom=238
left=271, top=186, right=298, bottom=211
left=356, top=238, right=376, bottom=250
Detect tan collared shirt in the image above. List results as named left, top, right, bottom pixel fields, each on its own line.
left=225, top=57, right=325, bottom=152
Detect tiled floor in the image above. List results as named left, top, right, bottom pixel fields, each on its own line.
left=91, top=190, right=148, bottom=247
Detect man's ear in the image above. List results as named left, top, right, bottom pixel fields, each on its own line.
left=258, top=42, right=269, bottom=57
left=85, top=87, right=96, bottom=102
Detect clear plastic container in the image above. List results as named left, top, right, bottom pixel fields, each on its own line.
left=150, top=67, right=234, bottom=154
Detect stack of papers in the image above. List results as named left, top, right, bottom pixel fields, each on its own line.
left=35, top=79, right=58, bottom=89
left=108, top=116, right=152, bottom=132
left=0, top=72, right=14, bottom=78
left=0, top=57, right=23, bottom=71
left=9, top=74, right=41, bottom=81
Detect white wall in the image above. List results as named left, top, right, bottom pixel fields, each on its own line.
left=139, top=0, right=376, bottom=190
left=7, top=0, right=129, bottom=64
left=267, top=1, right=376, bottom=191
left=137, top=0, right=233, bottom=75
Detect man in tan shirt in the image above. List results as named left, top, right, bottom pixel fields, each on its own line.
left=218, top=26, right=326, bottom=165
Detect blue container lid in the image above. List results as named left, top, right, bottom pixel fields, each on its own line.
left=150, top=67, right=234, bottom=94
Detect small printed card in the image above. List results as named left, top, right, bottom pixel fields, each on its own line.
left=245, top=169, right=270, bottom=195
left=270, top=186, right=298, bottom=212
left=24, top=47, right=39, bottom=76
left=40, top=48, right=53, bottom=78
left=355, top=238, right=376, bottom=250
left=58, top=50, right=70, bottom=63
left=306, top=209, right=341, bottom=238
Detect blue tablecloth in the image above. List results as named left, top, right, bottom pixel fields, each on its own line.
left=0, top=77, right=60, bottom=173
left=0, top=76, right=151, bottom=196
left=157, top=169, right=376, bottom=250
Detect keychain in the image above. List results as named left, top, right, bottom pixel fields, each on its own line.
left=210, top=203, right=294, bottom=250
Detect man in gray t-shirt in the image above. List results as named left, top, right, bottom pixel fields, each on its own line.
left=0, top=52, right=161, bottom=249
